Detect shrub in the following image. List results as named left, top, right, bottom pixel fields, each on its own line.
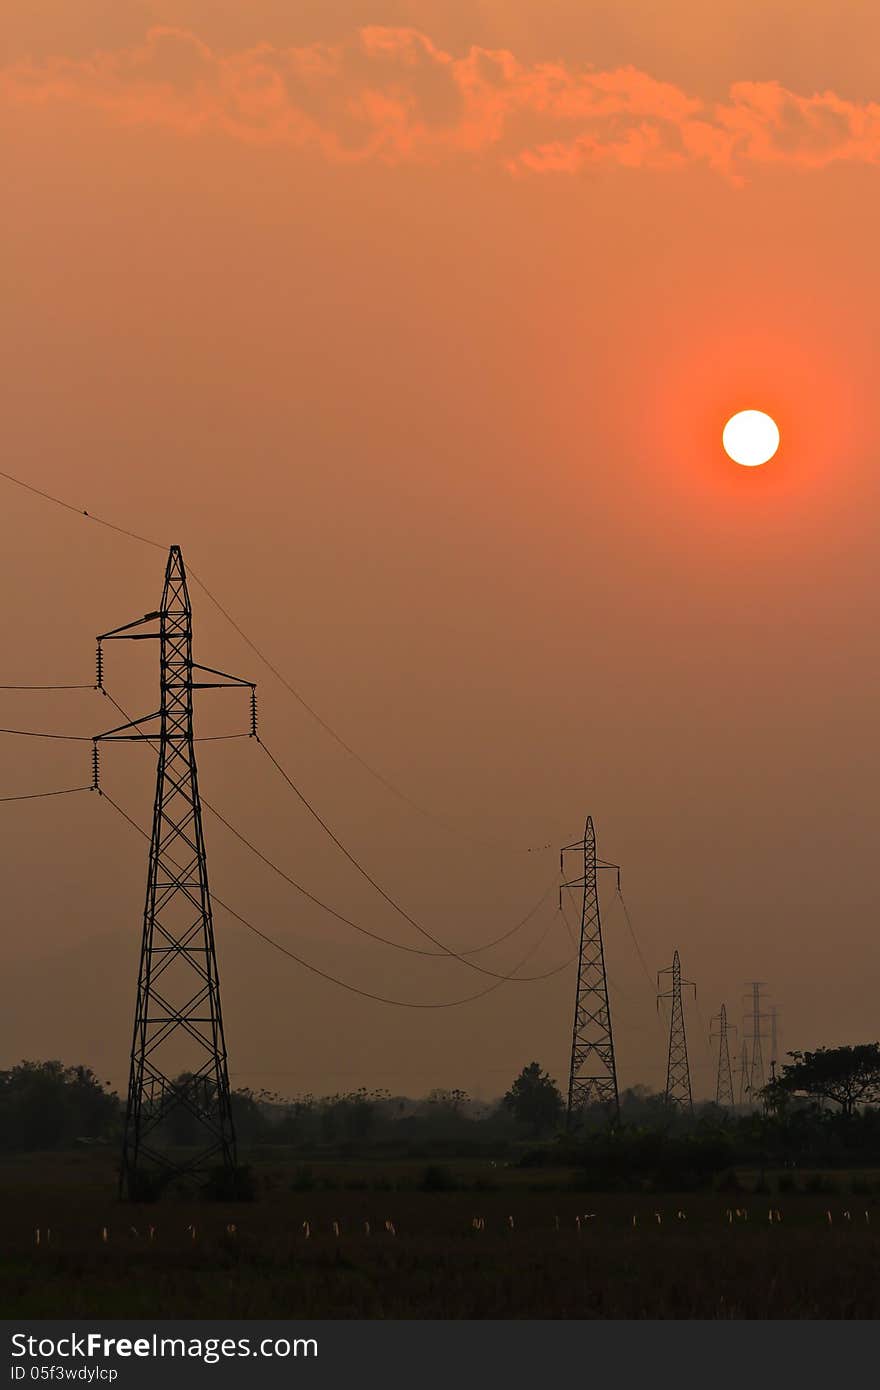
left=291, top=1165, right=315, bottom=1192
left=805, top=1173, right=839, bottom=1194
left=202, top=1164, right=256, bottom=1202
left=849, top=1176, right=875, bottom=1196
left=419, top=1164, right=459, bottom=1192
left=715, top=1169, right=743, bottom=1193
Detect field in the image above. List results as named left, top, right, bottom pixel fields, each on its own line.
left=3, top=1151, right=880, bottom=1318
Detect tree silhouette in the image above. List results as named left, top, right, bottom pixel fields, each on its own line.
left=775, top=1044, right=880, bottom=1118
left=503, top=1062, right=564, bottom=1136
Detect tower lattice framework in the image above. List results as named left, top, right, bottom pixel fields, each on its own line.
left=96, top=546, right=254, bottom=1199
left=561, top=817, right=619, bottom=1126
left=744, top=981, right=771, bottom=1101
left=658, top=950, right=695, bottom=1112
left=711, top=1003, right=735, bottom=1107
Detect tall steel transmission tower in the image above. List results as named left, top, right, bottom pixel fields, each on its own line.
left=658, top=950, right=695, bottom=1112
left=96, top=546, right=255, bottom=1199
left=710, top=1004, right=736, bottom=1107
left=560, top=817, right=619, bottom=1127
left=743, top=982, right=771, bottom=1101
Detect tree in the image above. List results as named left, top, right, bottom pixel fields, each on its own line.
left=776, top=1044, right=880, bottom=1118
left=502, top=1062, right=564, bottom=1136
left=0, top=1061, right=120, bottom=1150
left=426, top=1088, right=470, bottom=1117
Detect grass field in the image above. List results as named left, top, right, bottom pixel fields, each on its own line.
left=3, top=1151, right=879, bottom=1318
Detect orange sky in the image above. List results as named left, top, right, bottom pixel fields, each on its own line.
left=3, top=1, right=880, bottom=1101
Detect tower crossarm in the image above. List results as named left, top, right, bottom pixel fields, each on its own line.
left=562, top=816, right=620, bottom=1128
left=102, top=545, right=254, bottom=1201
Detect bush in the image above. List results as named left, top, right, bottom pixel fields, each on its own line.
left=561, top=1128, right=736, bottom=1193
left=470, top=1175, right=500, bottom=1193
left=715, top=1169, right=743, bottom=1193
left=123, top=1169, right=167, bottom=1203
left=202, top=1164, right=256, bottom=1202
left=805, top=1173, right=839, bottom=1194
left=419, top=1164, right=459, bottom=1192
left=849, top=1176, right=875, bottom=1196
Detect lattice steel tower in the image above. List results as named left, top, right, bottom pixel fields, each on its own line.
left=560, top=817, right=619, bottom=1126
left=711, top=1004, right=736, bottom=1107
left=743, top=981, right=771, bottom=1100
left=95, top=546, right=255, bottom=1199
left=658, top=950, right=695, bottom=1112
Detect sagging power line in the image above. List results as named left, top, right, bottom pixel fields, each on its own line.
left=0, top=465, right=557, bottom=854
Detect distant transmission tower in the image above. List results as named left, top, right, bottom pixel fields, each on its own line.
left=710, top=1004, right=736, bottom=1107
left=658, top=950, right=695, bottom=1112
left=743, top=982, right=771, bottom=1100
left=96, top=545, right=255, bottom=1199
left=560, top=817, right=619, bottom=1127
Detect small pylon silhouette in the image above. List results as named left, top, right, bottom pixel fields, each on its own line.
left=743, top=982, right=771, bottom=1099
left=560, top=817, right=619, bottom=1126
left=658, top=950, right=695, bottom=1112
left=710, top=1004, right=736, bottom=1107
left=95, top=546, right=255, bottom=1199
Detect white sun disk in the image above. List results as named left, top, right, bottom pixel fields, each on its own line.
left=722, top=410, right=780, bottom=467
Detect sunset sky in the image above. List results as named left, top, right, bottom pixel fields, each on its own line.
left=3, top=1, right=880, bottom=1102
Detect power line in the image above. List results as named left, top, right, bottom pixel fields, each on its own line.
left=192, top=733, right=253, bottom=742
left=189, top=566, right=550, bottom=852
left=0, top=721, right=249, bottom=744
left=100, top=687, right=562, bottom=979
left=204, top=789, right=559, bottom=975
left=0, top=784, right=94, bottom=803
left=0, top=684, right=95, bottom=691
left=611, top=889, right=668, bottom=1045
left=99, top=791, right=575, bottom=1011
left=692, top=993, right=715, bottom=1062
left=255, top=734, right=555, bottom=970
left=0, top=465, right=555, bottom=855
left=615, top=888, right=657, bottom=997
left=0, top=726, right=93, bottom=741
left=0, top=467, right=166, bottom=553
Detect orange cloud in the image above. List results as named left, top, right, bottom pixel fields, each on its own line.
left=4, top=25, right=880, bottom=179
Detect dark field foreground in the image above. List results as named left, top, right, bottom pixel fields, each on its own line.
left=3, top=1152, right=879, bottom=1318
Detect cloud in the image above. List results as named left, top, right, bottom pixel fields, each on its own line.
left=4, top=25, right=880, bottom=179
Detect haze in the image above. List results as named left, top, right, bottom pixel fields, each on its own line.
left=2, top=0, right=879, bottom=1103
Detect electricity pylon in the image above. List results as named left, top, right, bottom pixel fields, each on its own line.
left=743, top=982, right=771, bottom=1100
left=95, top=545, right=255, bottom=1199
left=710, top=1004, right=736, bottom=1107
left=658, top=950, right=695, bottom=1112
left=560, top=817, right=619, bottom=1127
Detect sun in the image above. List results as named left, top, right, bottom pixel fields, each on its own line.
left=722, top=410, right=780, bottom=467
